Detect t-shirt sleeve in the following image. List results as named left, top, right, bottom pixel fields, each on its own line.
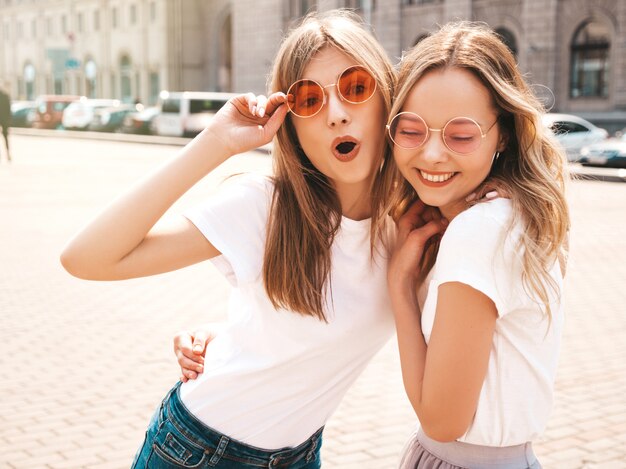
left=184, top=174, right=272, bottom=286
left=432, top=200, right=521, bottom=317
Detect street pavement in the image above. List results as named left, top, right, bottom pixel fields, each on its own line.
left=0, top=134, right=625, bottom=468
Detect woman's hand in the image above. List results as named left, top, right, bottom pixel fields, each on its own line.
left=173, top=324, right=220, bottom=382
left=207, top=92, right=289, bottom=156
left=388, top=200, right=448, bottom=295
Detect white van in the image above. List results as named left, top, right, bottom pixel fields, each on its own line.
left=154, top=91, right=238, bottom=137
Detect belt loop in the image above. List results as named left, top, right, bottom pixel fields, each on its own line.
left=208, top=436, right=229, bottom=466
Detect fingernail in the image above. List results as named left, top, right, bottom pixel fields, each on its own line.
left=193, top=345, right=202, bottom=352
left=485, top=191, right=498, bottom=199
left=197, top=366, right=203, bottom=372
left=465, top=192, right=477, bottom=202
left=251, top=105, right=256, bottom=115
left=258, top=107, right=265, bottom=118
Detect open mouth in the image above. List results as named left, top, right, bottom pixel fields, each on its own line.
left=332, top=137, right=360, bottom=162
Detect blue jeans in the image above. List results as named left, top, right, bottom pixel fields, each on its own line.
left=131, top=382, right=323, bottom=468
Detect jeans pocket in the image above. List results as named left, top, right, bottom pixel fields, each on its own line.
left=147, top=419, right=209, bottom=468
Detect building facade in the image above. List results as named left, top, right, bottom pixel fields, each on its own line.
left=1, top=0, right=625, bottom=129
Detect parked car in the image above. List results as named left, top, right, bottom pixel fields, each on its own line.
left=10, top=101, right=37, bottom=127
left=153, top=91, right=237, bottom=137
left=542, top=113, right=608, bottom=162
left=120, top=106, right=160, bottom=135
left=31, top=95, right=82, bottom=129
left=579, top=133, right=626, bottom=168
left=88, top=104, right=138, bottom=132
left=62, top=98, right=120, bottom=130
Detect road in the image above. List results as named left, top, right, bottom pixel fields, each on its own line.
left=0, top=134, right=625, bottom=468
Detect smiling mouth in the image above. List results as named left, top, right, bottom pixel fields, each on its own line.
left=419, top=170, right=457, bottom=183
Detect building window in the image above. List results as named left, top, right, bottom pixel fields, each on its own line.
left=112, top=8, right=118, bottom=29
left=149, top=72, right=159, bottom=105
left=495, top=27, right=518, bottom=59
left=570, top=20, right=610, bottom=98
left=4, top=23, right=9, bottom=40
left=77, top=13, right=83, bottom=33
left=150, top=1, right=156, bottom=22
left=24, top=63, right=36, bottom=100
left=17, top=21, right=23, bottom=39
left=61, top=15, right=67, bottom=34
left=94, top=10, right=100, bottom=31
left=46, top=17, right=52, bottom=35
left=130, top=4, right=137, bottom=25
left=404, top=0, right=441, bottom=4
left=31, top=18, right=36, bottom=38
left=120, top=56, right=132, bottom=103
left=85, top=59, right=97, bottom=98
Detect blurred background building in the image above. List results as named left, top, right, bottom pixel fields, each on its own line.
left=1, top=0, right=625, bottom=129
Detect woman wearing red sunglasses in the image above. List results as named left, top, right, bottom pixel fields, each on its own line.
left=61, top=10, right=397, bottom=469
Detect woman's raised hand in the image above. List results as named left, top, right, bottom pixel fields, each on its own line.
left=208, top=92, right=289, bottom=156
left=388, top=201, right=448, bottom=290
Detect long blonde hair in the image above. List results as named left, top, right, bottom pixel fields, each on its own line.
left=264, top=11, right=397, bottom=321
left=390, top=22, right=570, bottom=317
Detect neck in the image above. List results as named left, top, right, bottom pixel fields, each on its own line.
left=335, top=181, right=373, bottom=221
left=439, top=199, right=467, bottom=222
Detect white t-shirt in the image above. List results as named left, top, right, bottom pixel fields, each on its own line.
left=417, top=198, right=564, bottom=447
left=180, top=174, right=395, bottom=449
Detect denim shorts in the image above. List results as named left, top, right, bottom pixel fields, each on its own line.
left=131, top=382, right=323, bottom=468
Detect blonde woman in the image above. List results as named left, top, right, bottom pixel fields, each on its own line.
left=61, top=11, right=398, bottom=469
left=386, top=22, right=569, bottom=468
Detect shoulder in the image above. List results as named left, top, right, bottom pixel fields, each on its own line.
left=438, top=198, right=520, bottom=266
left=443, top=199, right=514, bottom=245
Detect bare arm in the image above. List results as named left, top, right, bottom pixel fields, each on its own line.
left=390, top=280, right=496, bottom=442
left=61, top=93, right=288, bottom=280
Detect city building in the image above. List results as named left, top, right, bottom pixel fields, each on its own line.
left=1, top=0, right=624, bottom=130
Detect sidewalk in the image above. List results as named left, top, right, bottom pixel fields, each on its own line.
left=0, top=135, right=625, bottom=468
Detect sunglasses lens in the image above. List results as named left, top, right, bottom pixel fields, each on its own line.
left=388, top=113, right=428, bottom=149
left=338, top=67, right=376, bottom=103
left=444, top=118, right=483, bottom=153
left=287, top=80, right=324, bottom=117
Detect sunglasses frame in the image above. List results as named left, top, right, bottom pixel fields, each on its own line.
left=386, top=112, right=499, bottom=155
left=286, top=65, right=377, bottom=118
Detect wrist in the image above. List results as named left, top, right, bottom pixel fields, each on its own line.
left=198, top=122, right=235, bottom=162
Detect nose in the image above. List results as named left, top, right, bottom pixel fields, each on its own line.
left=325, top=87, right=351, bottom=128
left=420, top=129, right=449, bottom=164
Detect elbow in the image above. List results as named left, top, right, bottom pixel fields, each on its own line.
left=410, top=402, right=471, bottom=443
left=60, top=245, right=96, bottom=280
left=60, top=247, right=84, bottom=278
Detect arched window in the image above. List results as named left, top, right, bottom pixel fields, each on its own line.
left=495, top=27, right=518, bottom=58
left=570, top=20, right=610, bottom=98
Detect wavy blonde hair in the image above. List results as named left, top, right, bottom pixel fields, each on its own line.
left=390, top=22, right=569, bottom=318
left=264, top=10, right=397, bottom=321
